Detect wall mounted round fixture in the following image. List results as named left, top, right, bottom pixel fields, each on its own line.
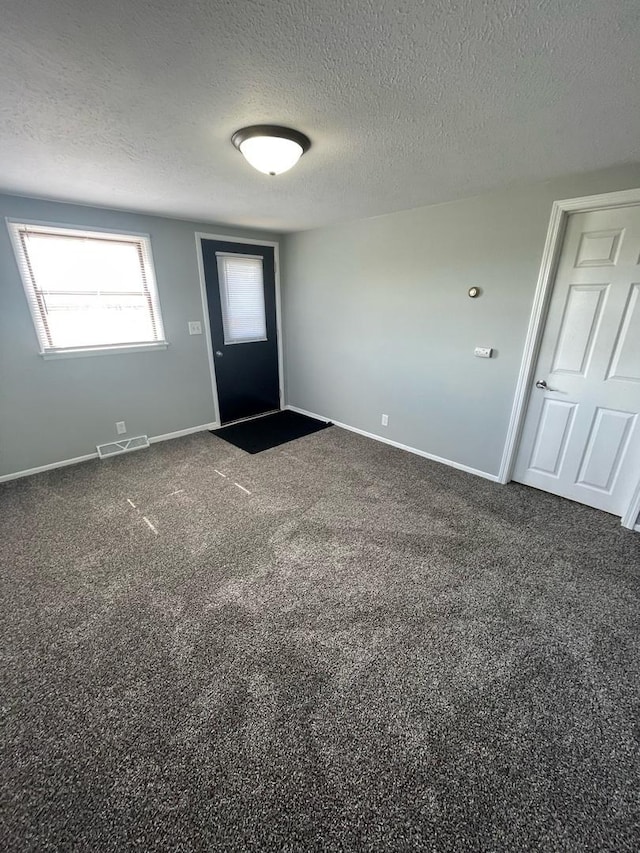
left=468, top=286, right=481, bottom=298
left=231, top=125, right=311, bottom=176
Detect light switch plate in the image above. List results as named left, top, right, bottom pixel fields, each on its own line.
left=188, top=321, right=202, bottom=335
left=474, top=347, right=493, bottom=358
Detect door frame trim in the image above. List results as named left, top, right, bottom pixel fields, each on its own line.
left=194, top=232, right=283, bottom=426
left=498, top=187, right=640, bottom=529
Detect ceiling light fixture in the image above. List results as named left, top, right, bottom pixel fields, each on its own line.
left=231, top=125, right=311, bottom=176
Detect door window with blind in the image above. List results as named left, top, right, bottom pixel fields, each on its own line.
left=8, top=222, right=166, bottom=357
left=216, top=252, right=267, bottom=344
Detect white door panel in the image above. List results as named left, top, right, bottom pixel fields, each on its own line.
left=514, top=206, right=640, bottom=515
left=550, top=284, right=608, bottom=375
left=607, top=284, right=640, bottom=382
left=528, top=400, right=576, bottom=475
left=576, top=408, right=635, bottom=491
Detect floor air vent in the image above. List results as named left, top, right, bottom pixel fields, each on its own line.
left=97, top=435, right=150, bottom=459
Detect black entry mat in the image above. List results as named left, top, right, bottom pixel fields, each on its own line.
left=211, top=410, right=332, bottom=454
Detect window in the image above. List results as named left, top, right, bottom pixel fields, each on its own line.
left=216, top=252, right=267, bottom=344
left=8, top=222, right=166, bottom=356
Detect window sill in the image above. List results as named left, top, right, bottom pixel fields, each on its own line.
left=40, top=342, right=169, bottom=360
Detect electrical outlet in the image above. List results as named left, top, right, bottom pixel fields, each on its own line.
left=474, top=347, right=493, bottom=359
left=116, top=421, right=126, bottom=435
left=381, top=414, right=389, bottom=426
left=188, top=321, right=202, bottom=335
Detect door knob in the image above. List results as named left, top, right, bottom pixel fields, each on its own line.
left=215, top=350, right=223, bottom=357
left=535, top=379, right=548, bottom=389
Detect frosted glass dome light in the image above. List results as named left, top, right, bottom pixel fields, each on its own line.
left=232, top=126, right=311, bottom=176
left=239, top=136, right=303, bottom=175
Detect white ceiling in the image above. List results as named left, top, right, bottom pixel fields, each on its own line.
left=1, top=1, right=639, bottom=232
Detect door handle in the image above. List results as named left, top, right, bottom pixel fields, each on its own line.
left=535, top=379, right=559, bottom=391
left=215, top=350, right=223, bottom=357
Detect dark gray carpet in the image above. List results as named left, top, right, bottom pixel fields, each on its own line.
left=1, top=427, right=639, bottom=852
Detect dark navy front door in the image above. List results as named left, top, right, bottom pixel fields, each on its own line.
left=201, top=239, right=280, bottom=424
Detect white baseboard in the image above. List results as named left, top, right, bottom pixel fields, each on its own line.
left=0, top=452, right=100, bottom=483
left=148, top=422, right=219, bottom=444
left=286, top=404, right=500, bottom=482
left=286, top=405, right=332, bottom=424
left=0, top=411, right=500, bottom=487
left=0, top=422, right=220, bottom=484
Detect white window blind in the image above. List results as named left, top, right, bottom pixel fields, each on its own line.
left=8, top=223, right=166, bottom=355
left=216, top=253, right=267, bottom=345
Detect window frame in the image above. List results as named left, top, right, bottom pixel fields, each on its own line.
left=6, top=219, right=168, bottom=359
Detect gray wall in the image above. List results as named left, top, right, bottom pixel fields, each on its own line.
left=0, top=194, right=279, bottom=477
left=282, top=164, right=640, bottom=478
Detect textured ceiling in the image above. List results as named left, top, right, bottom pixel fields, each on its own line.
left=1, top=0, right=639, bottom=231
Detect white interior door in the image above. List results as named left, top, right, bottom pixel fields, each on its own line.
left=513, top=205, right=640, bottom=515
